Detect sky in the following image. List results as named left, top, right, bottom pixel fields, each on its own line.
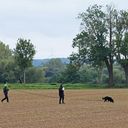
left=0, top=0, right=127, bottom=59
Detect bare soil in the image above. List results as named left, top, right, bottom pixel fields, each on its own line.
left=0, top=89, right=128, bottom=128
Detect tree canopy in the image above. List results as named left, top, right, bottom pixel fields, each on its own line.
left=70, top=4, right=128, bottom=86
left=14, top=38, right=36, bottom=83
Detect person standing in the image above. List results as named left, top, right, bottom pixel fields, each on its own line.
left=1, top=81, right=9, bottom=103
left=58, top=83, right=65, bottom=104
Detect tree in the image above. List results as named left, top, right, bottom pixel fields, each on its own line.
left=0, top=41, right=15, bottom=82
left=61, top=63, right=80, bottom=83
left=79, top=65, right=98, bottom=83
left=25, top=67, right=46, bottom=83
left=71, top=5, right=118, bottom=86
left=0, top=41, right=12, bottom=60
left=105, top=5, right=117, bottom=86
left=14, top=38, right=36, bottom=83
left=115, top=10, right=128, bottom=85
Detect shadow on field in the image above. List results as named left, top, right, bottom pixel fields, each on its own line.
left=85, top=99, right=102, bottom=102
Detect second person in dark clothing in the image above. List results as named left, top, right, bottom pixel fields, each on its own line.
left=59, top=83, right=65, bottom=104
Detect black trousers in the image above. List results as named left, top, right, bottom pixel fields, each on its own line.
left=59, top=95, right=64, bottom=104
left=1, top=93, right=9, bottom=102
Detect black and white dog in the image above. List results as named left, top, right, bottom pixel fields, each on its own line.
left=102, top=96, right=114, bottom=103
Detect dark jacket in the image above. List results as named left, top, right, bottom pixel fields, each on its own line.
left=59, top=85, right=64, bottom=97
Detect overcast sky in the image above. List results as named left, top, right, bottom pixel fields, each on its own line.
left=0, top=0, right=127, bottom=59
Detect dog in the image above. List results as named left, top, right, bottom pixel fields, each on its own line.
left=102, top=96, right=114, bottom=103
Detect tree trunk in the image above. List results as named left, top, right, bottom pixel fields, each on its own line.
left=105, top=58, right=114, bottom=87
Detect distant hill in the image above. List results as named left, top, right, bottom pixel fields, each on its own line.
left=32, top=58, right=70, bottom=67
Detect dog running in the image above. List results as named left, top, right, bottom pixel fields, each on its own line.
left=102, top=96, right=114, bottom=103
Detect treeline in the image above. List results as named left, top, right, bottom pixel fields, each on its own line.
left=40, top=59, right=125, bottom=86
left=0, top=40, right=126, bottom=85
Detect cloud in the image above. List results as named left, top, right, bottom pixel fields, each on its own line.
left=0, top=0, right=127, bottom=59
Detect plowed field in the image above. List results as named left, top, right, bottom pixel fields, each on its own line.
left=0, top=89, right=128, bottom=128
